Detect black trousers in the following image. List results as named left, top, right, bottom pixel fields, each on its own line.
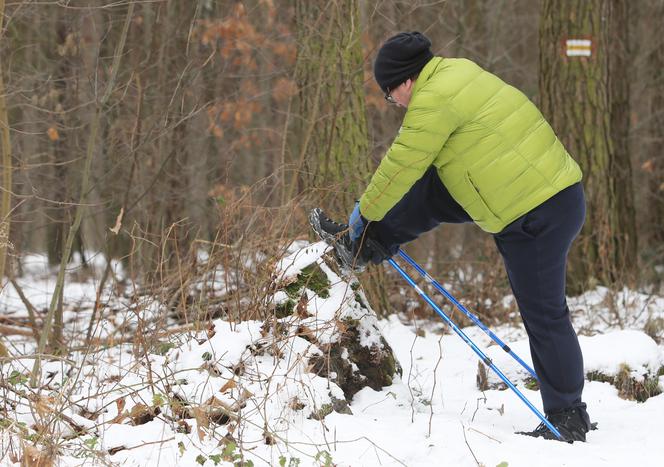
left=367, top=167, right=587, bottom=414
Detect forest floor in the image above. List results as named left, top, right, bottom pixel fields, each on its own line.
left=0, top=243, right=663, bottom=467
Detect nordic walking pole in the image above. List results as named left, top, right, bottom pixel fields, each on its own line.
left=387, top=257, right=562, bottom=440
left=397, top=249, right=538, bottom=381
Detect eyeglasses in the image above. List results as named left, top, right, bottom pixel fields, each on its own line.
left=384, top=89, right=396, bottom=105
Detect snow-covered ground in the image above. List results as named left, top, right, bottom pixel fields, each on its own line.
left=0, top=245, right=663, bottom=466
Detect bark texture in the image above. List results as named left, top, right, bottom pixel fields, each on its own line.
left=292, top=0, right=370, bottom=214
left=646, top=2, right=664, bottom=247
left=539, top=0, right=637, bottom=287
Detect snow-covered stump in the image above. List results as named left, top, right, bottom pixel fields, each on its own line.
left=272, top=242, right=402, bottom=404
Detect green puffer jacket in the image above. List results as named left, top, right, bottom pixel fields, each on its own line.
left=359, top=57, right=582, bottom=233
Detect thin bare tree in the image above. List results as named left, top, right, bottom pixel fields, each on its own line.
left=31, top=2, right=135, bottom=385
left=0, top=0, right=11, bottom=357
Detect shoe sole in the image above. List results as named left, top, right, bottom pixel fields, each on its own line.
left=309, top=208, right=364, bottom=273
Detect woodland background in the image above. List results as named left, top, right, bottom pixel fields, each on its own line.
left=1, top=0, right=663, bottom=339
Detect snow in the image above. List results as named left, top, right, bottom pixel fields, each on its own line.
left=1, top=245, right=663, bottom=466
left=275, top=240, right=329, bottom=281
left=483, top=329, right=664, bottom=388
left=580, top=330, right=663, bottom=376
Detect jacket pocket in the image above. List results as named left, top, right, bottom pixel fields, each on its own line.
left=465, top=172, right=500, bottom=220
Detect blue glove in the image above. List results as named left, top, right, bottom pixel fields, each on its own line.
left=348, top=202, right=365, bottom=242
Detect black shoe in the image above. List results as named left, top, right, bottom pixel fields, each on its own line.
left=309, top=208, right=367, bottom=273
left=517, top=407, right=597, bottom=443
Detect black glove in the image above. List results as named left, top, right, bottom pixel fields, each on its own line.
left=352, top=234, right=392, bottom=266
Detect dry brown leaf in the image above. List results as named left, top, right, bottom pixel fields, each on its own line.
left=21, top=444, right=54, bottom=467
left=641, top=158, right=655, bottom=173
left=110, top=413, right=127, bottom=424
left=33, top=395, right=55, bottom=419
left=297, top=325, right=317, bottom=343
left=129, top=404, right=148, bottom=417
left=220, top=379, right=237, bottom=393
left=46, top=127, right=59, bottom=141
left=238, top=388, right=254, bottom=402
left=128, top=403, right=158, bottom=425
left=207, top=322, right=217, bottom=339
left=296, top=294, right=309, bottom=318
left=192, top=406, right=208, bottom=441
left=109, top=208, right=124, bottom=235
left=288, top=397, right=305, bottom=411
left=202, top=397, right=235, bottom=426
left=204, top=396, right=233, bottom=410
left=116, top=397, right=126, bottom=413
left=110, top=398, right=127, bottom=424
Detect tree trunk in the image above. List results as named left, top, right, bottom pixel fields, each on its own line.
left=46, top=14, right=74, bottom=266
left=0, top=0, right=11, bottom=283
left=646, top=1, right=664, bottom=249
left=0, top=0, right=11, bottom=357
left=293, top=2, right=392, bottom=318
left=539, top=0, right=637, bottom=288
left=292, top=0, right=370, bottom=215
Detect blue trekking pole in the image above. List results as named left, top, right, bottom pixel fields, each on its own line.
left=386, top=257, right=562, bottom=440
left=397, top=249, right=538, bottom=381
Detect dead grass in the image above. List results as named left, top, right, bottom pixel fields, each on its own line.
left=586, top=363, right=663, bottom=402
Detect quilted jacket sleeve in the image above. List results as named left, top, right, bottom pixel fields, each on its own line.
left=359, top=87, right=461, bottom=221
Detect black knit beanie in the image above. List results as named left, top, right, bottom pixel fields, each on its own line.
left=374, top=31, right=433, bottom=93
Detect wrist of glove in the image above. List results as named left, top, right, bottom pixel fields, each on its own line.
left=348, top=202, right=394, bottom=267
left=348, top=202, right=366, bottom=242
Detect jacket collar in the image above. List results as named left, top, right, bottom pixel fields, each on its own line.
left=411, top=56, right=443, bottom=98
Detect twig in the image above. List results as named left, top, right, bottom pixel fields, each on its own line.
left=461, top=422, right=482, bottom=467
left=471, top=395, right=487, bottom=423
left=107, top=436, right=175, bottom=455
left=0, top=324, right=33, bottom=337
left=407, top=312, right=420, bottom=423
left=467, top=427, right=501, bottom=443
left=428, top=335, right=444, bottom=437
left=84, top=257, right=113, bottom=347
left=0, top=354, right=77, bottom=365
left=8, top=276, right=40, bottom=341
left=68, top=324, right=200, bottom=353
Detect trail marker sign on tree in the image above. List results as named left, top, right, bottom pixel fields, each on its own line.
left=563, top=37, right=593, bottom=57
